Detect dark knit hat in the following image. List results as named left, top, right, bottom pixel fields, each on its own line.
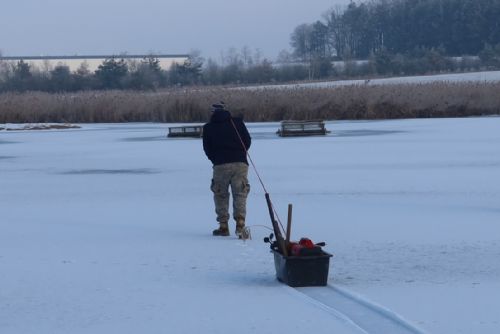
left=211, top=101, right=226, bottom=111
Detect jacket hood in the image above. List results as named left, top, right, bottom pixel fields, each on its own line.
left=210, top=109, right=231, bottom=123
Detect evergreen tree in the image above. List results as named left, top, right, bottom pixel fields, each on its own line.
left=130, top=56, right=164, bottom=90
left=50, top=65, right=73, bottom=92
left=10, top=60, right=34, bottom=91
left=95, top=58, right=128, bottom=89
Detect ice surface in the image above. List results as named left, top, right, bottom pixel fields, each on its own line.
left=1, top=117, right=499, bottom=333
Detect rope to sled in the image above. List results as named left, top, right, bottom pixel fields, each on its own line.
left=229, top=118, right=287, bottom=235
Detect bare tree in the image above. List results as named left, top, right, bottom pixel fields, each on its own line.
left=241, top=46, right=253, bottom=68
left=76, top=61, right=91, bottom=77
left=276, top=49, right=293, bottom=64
left=0, top=50, right=8, bottom=81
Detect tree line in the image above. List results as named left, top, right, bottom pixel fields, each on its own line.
left=3, top=46, right=499, bottom=94
left=0, top=55, right=200, bottom=93
left=290, top=0, right=500, bottom=76
left=0, top=50, right=314, bottom=93
left=2, top=0, right=500, bottom=93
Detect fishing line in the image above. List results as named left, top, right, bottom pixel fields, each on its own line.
left=230, top=117, right=287, bottom=235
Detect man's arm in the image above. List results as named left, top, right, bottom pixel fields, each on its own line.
left=238, top=120, right=251, bottom=150
left=202, top=125, right=214, bottom=162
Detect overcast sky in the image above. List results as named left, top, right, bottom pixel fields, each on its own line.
left=0, top=0, right=349, bottom=61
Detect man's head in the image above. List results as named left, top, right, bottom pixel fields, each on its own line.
left=211, top=101, right=226, bottom=112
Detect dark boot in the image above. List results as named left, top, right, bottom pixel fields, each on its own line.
left=235, top=219, right=249, bottom=239
left=212, top=221, right=229, bottom=236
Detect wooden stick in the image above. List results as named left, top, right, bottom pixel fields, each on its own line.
left=286, top=204, right=293, bottom=246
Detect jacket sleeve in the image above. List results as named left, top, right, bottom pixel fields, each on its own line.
left=237, top=118, right=252, bottom=150
left=240, top=121, right=251, bottom=150
left=202, top=125, right=214, bottom=162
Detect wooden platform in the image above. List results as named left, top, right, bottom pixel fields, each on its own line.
left=277, top=120, right=330, bottom=137
left=167, top=125, right=203, bottom=138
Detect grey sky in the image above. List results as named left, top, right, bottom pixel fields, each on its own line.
left=0, top=0, right=349, bottom=61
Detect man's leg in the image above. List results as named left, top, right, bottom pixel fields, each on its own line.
left=230, top=163, right=250, bottom=236
left=211, top=164, right=231, bottom=235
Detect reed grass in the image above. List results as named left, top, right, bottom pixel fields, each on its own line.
left=1, top=82, right=499, bottom=124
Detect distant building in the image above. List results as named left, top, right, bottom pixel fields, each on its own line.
left=0, top=54, right=189, bottom=72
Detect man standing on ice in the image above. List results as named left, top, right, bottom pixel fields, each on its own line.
left=203, top=102, right=251, bottom=238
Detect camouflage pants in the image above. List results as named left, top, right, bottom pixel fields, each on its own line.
left=210, top=162, right=250, bottom=223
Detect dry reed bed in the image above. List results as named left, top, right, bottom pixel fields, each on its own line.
left=1, top=82, right=499, bottom=123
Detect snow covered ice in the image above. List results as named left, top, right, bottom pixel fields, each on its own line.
left=1, top=117, right=499, bottom=333
left=246, top=70, right=500, bottom=90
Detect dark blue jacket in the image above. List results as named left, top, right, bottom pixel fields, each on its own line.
left=202, top=109, right=251, bottom=166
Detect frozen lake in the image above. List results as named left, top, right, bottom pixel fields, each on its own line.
left=1, top=117, right=500, bottom=333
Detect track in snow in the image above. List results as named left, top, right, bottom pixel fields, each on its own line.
left=294, top=285, right=428, bottom=334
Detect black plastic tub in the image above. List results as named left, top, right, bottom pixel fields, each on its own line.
left=272, top=249, right=333, bottom=287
